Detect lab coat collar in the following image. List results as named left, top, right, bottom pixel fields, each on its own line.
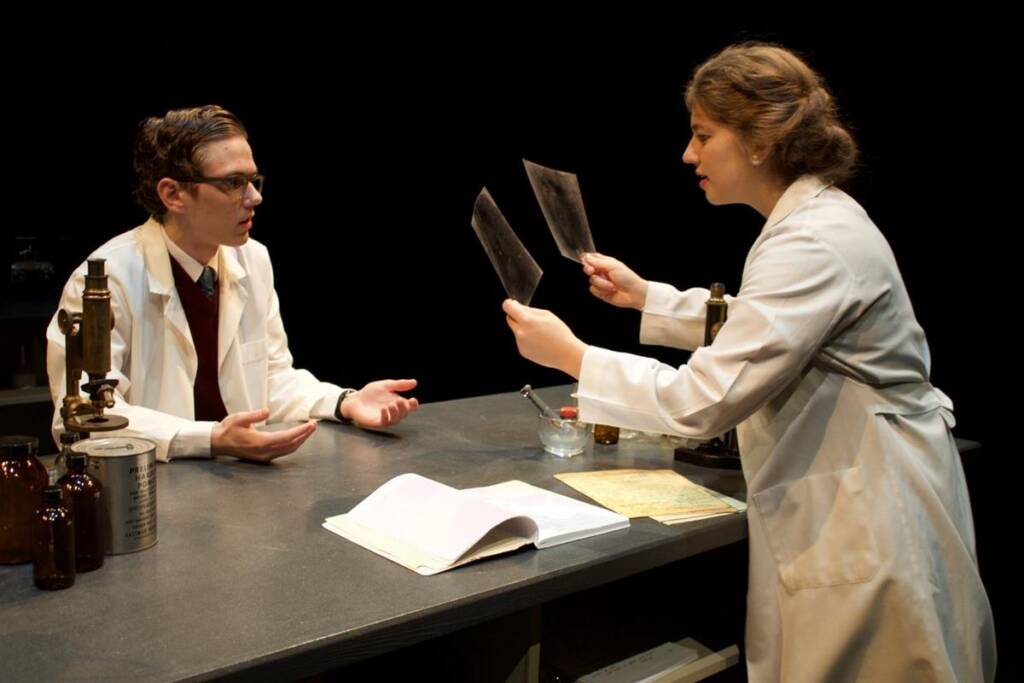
left=764, top=175, right=830, bottom=230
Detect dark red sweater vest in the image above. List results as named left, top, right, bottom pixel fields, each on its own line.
left=169, top=257, right=228, bottom=422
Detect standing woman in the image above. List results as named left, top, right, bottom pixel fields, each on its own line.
left=503, top=43, right=996, bottom=681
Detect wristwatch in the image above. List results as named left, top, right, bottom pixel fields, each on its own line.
left=335, top=389, right=357, bottom=423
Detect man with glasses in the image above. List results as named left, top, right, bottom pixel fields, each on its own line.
left=46, top=105, right=418, bottom=463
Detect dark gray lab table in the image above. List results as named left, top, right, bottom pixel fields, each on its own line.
left=0, top=386, right=748, bottom=681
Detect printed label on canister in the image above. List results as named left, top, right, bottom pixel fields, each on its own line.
left=71, top=437, right=157, bottom=554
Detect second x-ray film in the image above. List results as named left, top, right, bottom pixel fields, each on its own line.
left=523, top=159, right=596, bottom=264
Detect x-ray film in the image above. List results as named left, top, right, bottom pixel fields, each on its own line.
left=471, top=187, right=542, bottom=304
left=523, top=159, right=596, bottom=264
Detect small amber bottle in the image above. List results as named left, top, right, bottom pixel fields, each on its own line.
left=58, top=452, right=104, bottom=572
left=1, top=435, right=49, bottom=565
left=52, top=431, right=81, bottom=482
left=33, top=485, right=76, bottom=590
left=593, top=424, right=620, bottom=445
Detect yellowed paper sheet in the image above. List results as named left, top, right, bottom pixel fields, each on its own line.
left=652, top=491, right=747, bottom=525
left=555, top=469, right=734, bottom=518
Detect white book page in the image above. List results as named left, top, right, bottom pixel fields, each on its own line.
left=323, top=513, right=536, bottom=575
left=324, top=474, right=537, bottom=573
left=464, top=480, right=629, bottom=548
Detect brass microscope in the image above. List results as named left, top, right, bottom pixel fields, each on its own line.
left=674, top=282, right=741, bottom=470
left=58, top=258, right=128, bottom=434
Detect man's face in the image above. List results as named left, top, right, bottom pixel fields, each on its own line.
left=180, top=135, right=263, bottom=251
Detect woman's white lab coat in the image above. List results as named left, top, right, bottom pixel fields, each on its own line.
left=46, top=219, right=343, bottom=461
left=576, top=176, right=996, bottom=681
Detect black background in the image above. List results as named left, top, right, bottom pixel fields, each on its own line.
left=6, top=17, right=1014, bottom=675
left=16, top=23, right=995, bottom=439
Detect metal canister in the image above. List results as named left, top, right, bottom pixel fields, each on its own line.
left=70, top=437, right=157, bottom=554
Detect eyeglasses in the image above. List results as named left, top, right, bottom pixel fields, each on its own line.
left=177, top=172, right=264, bottom=196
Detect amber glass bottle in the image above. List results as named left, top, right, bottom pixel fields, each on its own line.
left=59, top=452, right=104, bottom=572
left=33, top=485, right=76, bottom=590
left=1, top=436, right=49, bottom=564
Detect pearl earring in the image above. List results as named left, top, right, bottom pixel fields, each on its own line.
left=752, top=156, right=761, bottom=166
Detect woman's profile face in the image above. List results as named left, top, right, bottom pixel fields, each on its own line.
left=682, top=105, right=759, bottom=208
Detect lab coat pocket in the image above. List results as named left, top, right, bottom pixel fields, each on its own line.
left=752, top=466, right=880, bottom=591
left=240, top=338, right=268, bottom=365
left=238, top=338, right=269, bottom=408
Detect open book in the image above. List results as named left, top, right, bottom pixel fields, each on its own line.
left=323, top=474, right=630, bottom=575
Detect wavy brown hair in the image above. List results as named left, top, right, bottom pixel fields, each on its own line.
left=133, top=105, right=248, bottom=221
left=685, top=43, right=858, bottom=186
